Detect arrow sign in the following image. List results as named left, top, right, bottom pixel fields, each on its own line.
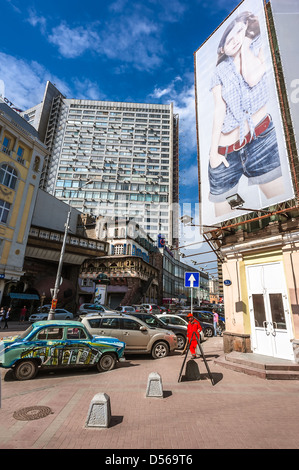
left=185, top=272, right=199, bottom=288
left=188, top=274, right=196, bottom=287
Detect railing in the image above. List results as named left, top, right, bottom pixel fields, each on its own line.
left=0, top=146, right=29, bottom=168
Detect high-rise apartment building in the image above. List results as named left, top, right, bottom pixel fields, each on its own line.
left=23, top=82, right=179, bottom=247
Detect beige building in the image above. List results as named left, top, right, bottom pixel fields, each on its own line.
left=217, top=218, right=299, bottom=361
left=0, top=100, right=47, bottom=305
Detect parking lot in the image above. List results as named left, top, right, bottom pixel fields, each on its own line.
left=1, top=322, right=299, bottom=451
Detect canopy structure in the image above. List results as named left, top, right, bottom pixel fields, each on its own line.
left=9, top=293, right=39, bottom=300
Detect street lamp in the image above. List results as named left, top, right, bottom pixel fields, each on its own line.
left=47, top=180, right=93, bottom=320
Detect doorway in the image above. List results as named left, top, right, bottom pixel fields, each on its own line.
left=246, top=262, right=294, bottom=360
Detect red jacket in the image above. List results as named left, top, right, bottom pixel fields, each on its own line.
left=187, top=318, right=202, bottom=342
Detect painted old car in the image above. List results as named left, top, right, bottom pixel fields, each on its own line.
left=0, top=320, right=126, bottom=380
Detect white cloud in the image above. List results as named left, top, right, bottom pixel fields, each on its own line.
left=27, top=9, right=47, bottom=34
left=0, top=53, right=104, bottom=109
left=72, top=78, right=106, bottom=101
left=98, top=15, right=163, bottom=71
left=48, top=23, right=100, bottom=59
left=151, top=74, right=197, bottom=157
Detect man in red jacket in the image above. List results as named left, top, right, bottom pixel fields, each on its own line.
left=186, top=313, right=202, bottom=358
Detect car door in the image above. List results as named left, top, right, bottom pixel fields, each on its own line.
left=30, top=326, right=65, bottom=366
left=95, top=316, right=123, bottom=342
left=64, top=326, right=100, bottom=366
left=121, top=317, right=149, bottom=351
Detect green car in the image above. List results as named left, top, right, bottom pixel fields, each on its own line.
left=0, top=320, right=126, bottom=380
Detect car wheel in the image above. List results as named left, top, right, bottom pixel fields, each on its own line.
left=151, top=341, right=169, bottom=359
left=14, top=360, right=38, bottom=381
left=65, top=316, right=71, bottom=320
left=204, top=327, right=214, bottom=337
left=176, top=334, right=186, bottom=350
left=96, top=353, right=116, bottom=372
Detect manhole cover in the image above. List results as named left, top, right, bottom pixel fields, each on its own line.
left=13, top=406, right=53, bottom=421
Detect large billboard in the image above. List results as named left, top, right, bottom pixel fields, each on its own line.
left=271, top=0, right=299, bottom=160
left=194, top=0, right=294, bottom=226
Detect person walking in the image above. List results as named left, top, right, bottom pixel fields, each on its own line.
left=3, top=307, right=10, bottom=329
left=0, top=307, right=4, bottom=328
left=186, top=313, right=202, bottom=359
left=212, top=309, right=219, bottom=336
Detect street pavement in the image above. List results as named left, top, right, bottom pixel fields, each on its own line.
left=1, top=321, right=299, bottom=454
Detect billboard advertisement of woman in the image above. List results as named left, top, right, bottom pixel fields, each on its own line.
left=194, top=0, right=294, bottom=226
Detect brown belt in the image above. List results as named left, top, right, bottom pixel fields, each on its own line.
left=218, top=115, right=271, bottom=156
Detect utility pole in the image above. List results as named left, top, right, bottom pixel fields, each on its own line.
left=47, top=209, right=71, bottom=321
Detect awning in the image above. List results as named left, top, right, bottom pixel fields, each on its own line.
left=9, top=293, right=39, bottom=300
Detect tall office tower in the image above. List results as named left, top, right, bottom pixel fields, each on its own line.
left=24, top=82, right=179, bottom=247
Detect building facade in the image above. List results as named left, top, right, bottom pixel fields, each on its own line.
left=0, top=100, right=47, bottom=305
left=23, top=82, right=179, bottom=247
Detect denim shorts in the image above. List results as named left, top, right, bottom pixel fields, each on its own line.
left=209, top=120, right=282, bottom=203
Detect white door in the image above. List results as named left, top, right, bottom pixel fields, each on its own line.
left=246, top=262, right=294, bottom=360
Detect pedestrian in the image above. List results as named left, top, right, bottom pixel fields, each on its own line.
left=185, top=313, right=202, bottom=359
left=212, top=309, right=219, bottom=336
left=0, top=307, right=4, bottom=328
left=19, top=305, right=27, bottom=322
left=3, top=307, right=10, bottom=329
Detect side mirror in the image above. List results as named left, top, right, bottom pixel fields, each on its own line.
left=140, top=326, right=147, bottom=331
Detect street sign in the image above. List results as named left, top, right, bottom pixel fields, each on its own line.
left=224, top=279, right=232, bottom=286
left=185, top=272, right=200, bottom=288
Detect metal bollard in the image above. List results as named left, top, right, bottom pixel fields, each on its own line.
left=146, top=372, right=163, bottom=398
left=85, top=393, right=111, bottom=428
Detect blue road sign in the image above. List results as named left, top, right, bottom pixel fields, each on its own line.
left=185, top=272, right=200, bottom=288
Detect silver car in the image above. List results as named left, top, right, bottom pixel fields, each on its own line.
left=81, top=314, right=177, bottom=359
left=141, top=304, right=160, bottom=314
left=29, top=309, right=73, bottom=322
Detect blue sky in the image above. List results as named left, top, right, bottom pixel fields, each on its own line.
left=1, top=0, right=240, bottom=271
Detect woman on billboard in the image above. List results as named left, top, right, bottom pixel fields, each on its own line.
left=208, top=11, right=284, bottom=216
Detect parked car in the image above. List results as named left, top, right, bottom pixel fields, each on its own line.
left=177, top=313, right=215, bottom=338
left=0, top=320, right=126, bottom=380
left=193, top=310, right=225, bottom=332
left=129, top=312, right=188, bottom=350
left=194, top=307, right=225, bottom=323
left=156, top=313, right=204, bottom=343
left=140, top=304, right=160, bottom=314
left=81, top=314, right=177, bottom=359
left=78, top=304, right=117, bottom=317
left=115, top=306, right=138, bottom=314
left=29, top=309, right=74, bottom=322
left=132, top=305, right=147, bottom=312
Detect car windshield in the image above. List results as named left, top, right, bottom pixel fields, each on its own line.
left=18, top=325, right=34, bottom=339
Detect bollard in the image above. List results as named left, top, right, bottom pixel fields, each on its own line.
left=85, top=393, right=111, bottom=428
left=146, top=372, right=163, bottom=398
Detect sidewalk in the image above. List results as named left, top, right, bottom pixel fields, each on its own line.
left=1, top=325, right=299, bottom=450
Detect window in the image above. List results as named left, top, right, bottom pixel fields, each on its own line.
left=17, top=146, right=24, bottom=158
left=101, top=317, right=120, bottom=329
left=0, top=164, right=18, bottom=189
left=66, top=327, right=87, bottom=339
left=122, top=318, right=141, bottom=330
left=0, top=199, right=11, bottom=223
left=36, top=327, right=64, bottom=340
left=2, top=137, right=11, bottom=154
